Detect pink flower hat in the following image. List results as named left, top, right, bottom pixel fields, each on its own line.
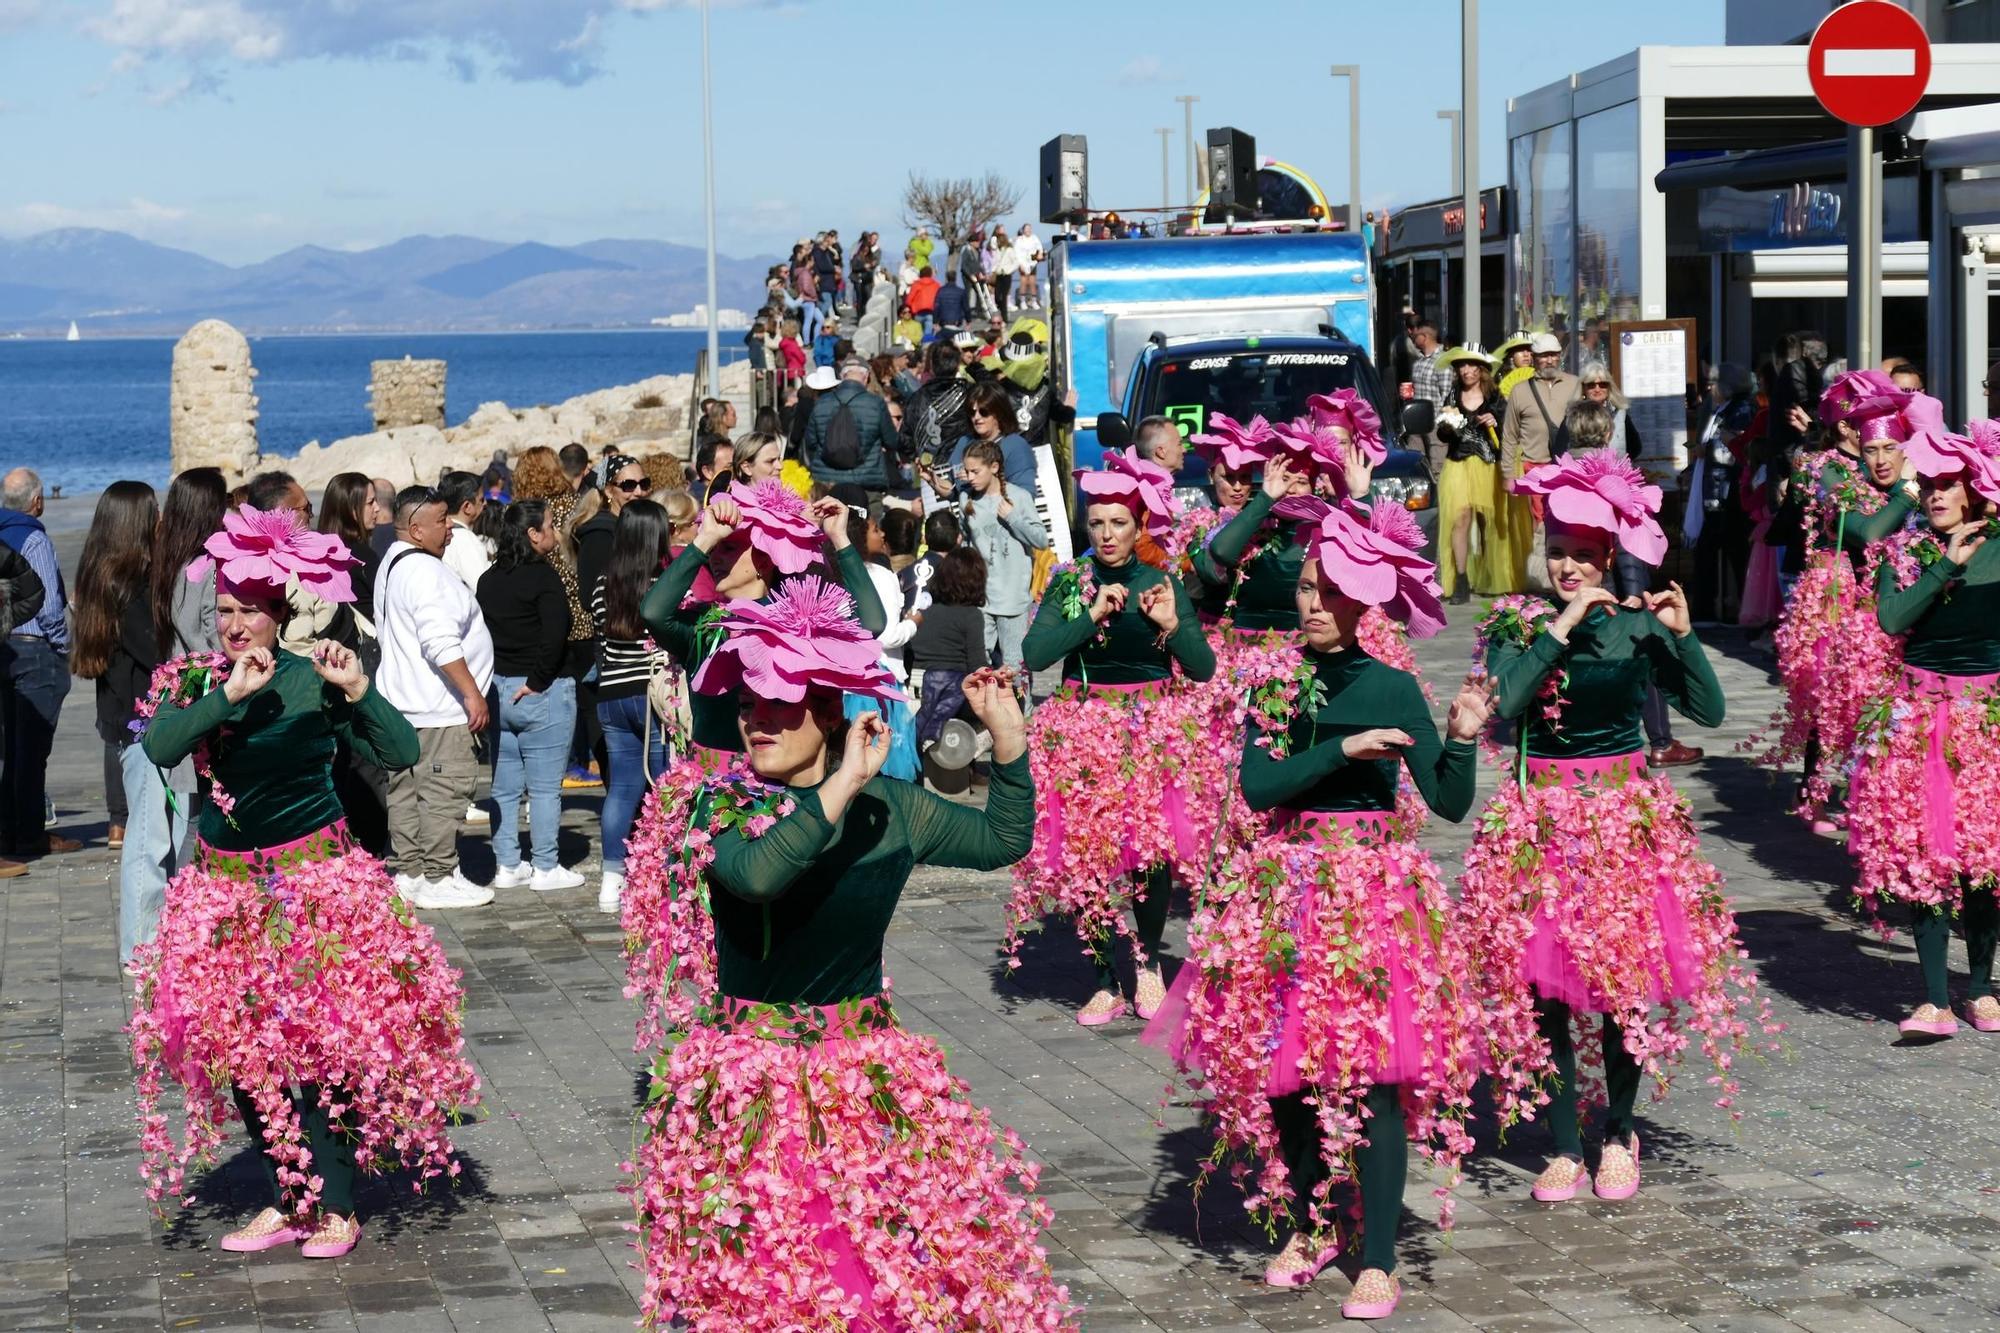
left=1513, top=449, right=1667, bottom=566
left=690, top=575, right=906, bottom=703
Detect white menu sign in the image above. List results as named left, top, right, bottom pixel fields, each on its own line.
left=1616, top=325, right=1689, bottom=483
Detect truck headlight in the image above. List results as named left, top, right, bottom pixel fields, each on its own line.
left=1372, top=475, right=1434, bottom=512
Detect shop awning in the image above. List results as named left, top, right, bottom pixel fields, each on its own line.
left=1653, top=140, right=1849, bottom=194
left=1912, top=102, right=2000, bottom=170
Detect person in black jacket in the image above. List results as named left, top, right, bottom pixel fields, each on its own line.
left=1768, top=331, right=1826, bottom=456
left=69, top=483, right=175, bottom=935
left=901, top=341, right=975, bottom=467
left=475, top=500, right=579, bottom=893
left=802, top=358, right=902, bottom=495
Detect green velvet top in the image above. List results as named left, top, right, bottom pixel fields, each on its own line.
left=1811, top=453, right=1919, bottom=561
left=1875, top=538, right=2000, bottom=676
left=1021, top=556, right=1215, bottom=685
left=639, top=541, right=886, bottom=753
left=1491, top=607, right=1726, bottom=759
left=140, top=650, right=421, bottom=851
left=706, top=754, right=1035, bottom=1003
left=1193, top=491, right=1305, bottom=632
left=1239, top=647, right=1477, bottom=818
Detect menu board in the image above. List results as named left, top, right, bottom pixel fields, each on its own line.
left=1608, top=319, right=1696, bottom=483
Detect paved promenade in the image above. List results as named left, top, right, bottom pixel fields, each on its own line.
left=5, top=606, right=2000, bottom=1332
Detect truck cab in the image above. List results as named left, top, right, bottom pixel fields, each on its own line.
left=1098, top=332, right=1437, bottom=553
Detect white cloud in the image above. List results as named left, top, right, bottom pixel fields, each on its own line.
left=75, top=0, right=732, bottom=89
left=0, top=196, right=190, bottom=236
left=1117, top=54, right=1179, bottom=86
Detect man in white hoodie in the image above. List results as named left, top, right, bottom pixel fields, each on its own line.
left=374, top=486, right=495, bottom=909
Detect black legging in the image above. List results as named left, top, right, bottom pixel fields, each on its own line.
left=1913, top=884, right=2000, bottom=1008
left=1086, top=865, right=1171, bottom=991
left=1535, top=998, right=1641, bottom=1157
left=991, top=274, right=1012, bottom=323
left=1272, top=1083, right=1406, bottom=1273
left=231, top=1083, right=357, bottom=1216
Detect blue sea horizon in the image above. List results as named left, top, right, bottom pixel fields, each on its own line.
left=0, top=328, right=741, bottom=495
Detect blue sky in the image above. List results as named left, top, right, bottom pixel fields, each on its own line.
left=0, top=0, right=1725, bottom=266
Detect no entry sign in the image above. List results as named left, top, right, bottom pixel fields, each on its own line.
left=1809, top=1, right=1932, bottom=127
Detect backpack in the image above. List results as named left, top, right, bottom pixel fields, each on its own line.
left=820, top=393, right=865, bottom=471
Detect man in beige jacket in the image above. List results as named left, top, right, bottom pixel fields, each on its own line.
left=1500, top=333, right=1581, bottom=591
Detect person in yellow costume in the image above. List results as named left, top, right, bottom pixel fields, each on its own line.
left=1432, top=345, right=1525, bottom=601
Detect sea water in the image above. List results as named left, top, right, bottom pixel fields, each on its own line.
left=0, top=329, right=736, bottom=495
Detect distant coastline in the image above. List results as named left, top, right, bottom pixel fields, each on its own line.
left=3, top=324, right=752, bottom=342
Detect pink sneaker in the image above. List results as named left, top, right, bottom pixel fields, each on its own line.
left=1134, top=966, right=1167, bottom=1020
left=1264, top=1231, right=1337, bottom=1288
left=1530, top=1156, right=1591, bottom=1202
left=1810, top=817, right=1840, bottom=837
left=1076, top=990, right=1128, bottom=1027
left=219, top=1207, right=307, bottom=1252
left=1966, top=996, right=2000, bottom=1033
left=1341, top=1267, right=1401, bottom=1319
left=299, top=1213, right=361, bottom=1259
left=1594, top=1135, right=1641, bottom=1201
left=1899, top=1003, right=1960, bottom=1038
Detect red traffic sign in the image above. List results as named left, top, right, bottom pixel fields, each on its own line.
left=1809, top=1, right=1932, bottom=128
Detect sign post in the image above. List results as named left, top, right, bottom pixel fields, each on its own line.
left=1808, top=0, right=1931, bottom=371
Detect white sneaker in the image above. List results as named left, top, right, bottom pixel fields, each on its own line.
left=410, top=873, right=495, bottom=910
left=393, top=873, right=427, bottom=900
left=529, top=865, right=585, bottom=893
left=463, top=804, right=490, bottom=827
left=598, top=870, right=625, bottom=914
left=491, top=862, right=533, bottom=889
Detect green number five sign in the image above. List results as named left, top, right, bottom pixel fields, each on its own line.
left=1164, top=403, right=1205, bottom=438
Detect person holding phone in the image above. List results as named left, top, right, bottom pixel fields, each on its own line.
left=1143, top=500, right=1495, bottom=1317
left=1458, top=449, right=1770, bottom=1210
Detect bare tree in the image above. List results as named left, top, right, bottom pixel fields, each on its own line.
left=902, top=171, right=1022, bottom=248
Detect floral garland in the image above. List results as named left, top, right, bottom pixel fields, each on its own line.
left=1039, top=560, right=1109, bottom=653
left=630, top=1016, right=1076, bottom=1330
left=1472, top=596, right=1565, bottom=771
left=621, top=759, right=796, bottom=1052
left=131, top=651, right=238, bottom=826
left=1167, top=829, right=1494, bottom=1240
left=1457, top=773, right=1782, bottom=1122
left=128, top=849, right=481, bottom=1215
left=1881, top=519, right=2000, bottom=591
left=1165, top=502, right=1226, bottom=573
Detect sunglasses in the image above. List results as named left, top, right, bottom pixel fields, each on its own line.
left=969, top=408, right=991, bottom=419
left=615, top=477, right=654, bottom=494
left=1584, top=380, right=1611, bottom=388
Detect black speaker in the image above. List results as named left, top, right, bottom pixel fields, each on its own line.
left=1040, top=134, right=1088, bottom=224
left=1205, top=126, right=1257, bottom=222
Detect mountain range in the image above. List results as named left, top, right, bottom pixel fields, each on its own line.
left=0, top=229, right=780, bottom=335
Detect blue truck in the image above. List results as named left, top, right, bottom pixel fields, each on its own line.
left=1046, top=228, right=1435, bottom=548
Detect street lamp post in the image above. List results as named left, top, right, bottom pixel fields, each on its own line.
left=699, top=0, right=720, bottom=398
left=1156, top=127, right=1173, bottom=215
left=1330, top=65, right=1361, bottom=235
left=1438, top=109, right=1462, bottom=197
left=1461, top=0, right=1480, bottom=349
left=1175, top=94, right=1200, bottom=202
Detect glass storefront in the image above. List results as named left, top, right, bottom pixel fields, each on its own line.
left=1574, top=102, right=1641, bottom=367
left=1511, top=122, right=1573, bottom=337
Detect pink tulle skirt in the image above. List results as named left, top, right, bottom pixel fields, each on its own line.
left=1739, top=520, right=1781, bottom=626
left=128, top=822, right=481, bottom=1213
left=631, top=995, right=1075, bottom=1332
left=1846, top=667, right=2000, bottom=914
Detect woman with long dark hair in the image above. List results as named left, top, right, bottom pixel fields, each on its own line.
left=153, top=467, right=228, bottom=658
left=591, top=498, right=671, bottom=915
left=316, top=472, right=391, bottom=854
left=72, top=482, right=177, bottom=962
left=476, top=499, right=577, bottom=892
left=316, top=473, right=381, bottom=609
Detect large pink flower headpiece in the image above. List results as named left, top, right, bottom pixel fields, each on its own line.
left=725, top=479, right=823, bottom=575
left=1901, top=399, right=2000, bottom=504
left=1186, top=412, right=1276, bottom=473
left=1300, top=501, right=1445, bottom=638
left=689, top=576, right=906, bottom=703
left=1818, top=369, right=1904, bottom=428
left=1303, top=389, right=1387, bottom=466
left=1073, top=448, right=1179, bottom=537
left=1513, top=448, right=1667, bottom=566
left=188, top=505, right=358, bottom=605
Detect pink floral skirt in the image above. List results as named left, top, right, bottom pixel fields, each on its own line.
left=1458, top=755, right=1778, bottom=1118
left=1846, top=667, right=2000, bottom=915
left=1003, top=679, right=1236, bottom=967
left=620, top=755, right=731, bottom=1050
left=128, top=821, right=481, bottom=1215
left=1139, top=809, right=1485, bottom=1230
left=631, top=995, right=1076, bottom=1332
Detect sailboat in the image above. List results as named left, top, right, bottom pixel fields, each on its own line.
left=65, top=321, right=79, bottom=342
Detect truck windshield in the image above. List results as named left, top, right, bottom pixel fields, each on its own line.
left=1146, top=348, right=1389, bottom=441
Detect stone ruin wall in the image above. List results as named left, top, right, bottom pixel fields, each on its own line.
left=370, top=357, right=447, bottom=430
left=169, top=319, right=260, bottom=480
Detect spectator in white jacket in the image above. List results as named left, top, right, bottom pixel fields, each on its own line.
left=373, top=486, right=496, bottom=910
left=958, top=438, right=1048, bottom=673
left=437, top=470, right=494, bottom=592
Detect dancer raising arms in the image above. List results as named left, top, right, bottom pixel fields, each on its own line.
left=1006, top=449, right=1216, bottom=1025
left=1146, top=498, right=1498, bottom=1316
left=1458, top=450, right=1776, bottom=1205
left=1847, top=414, right=2000, bottom=1037
left=629, top=578, right=1074, bottom=1330
left=127, top=505, right=479, bottom=1258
